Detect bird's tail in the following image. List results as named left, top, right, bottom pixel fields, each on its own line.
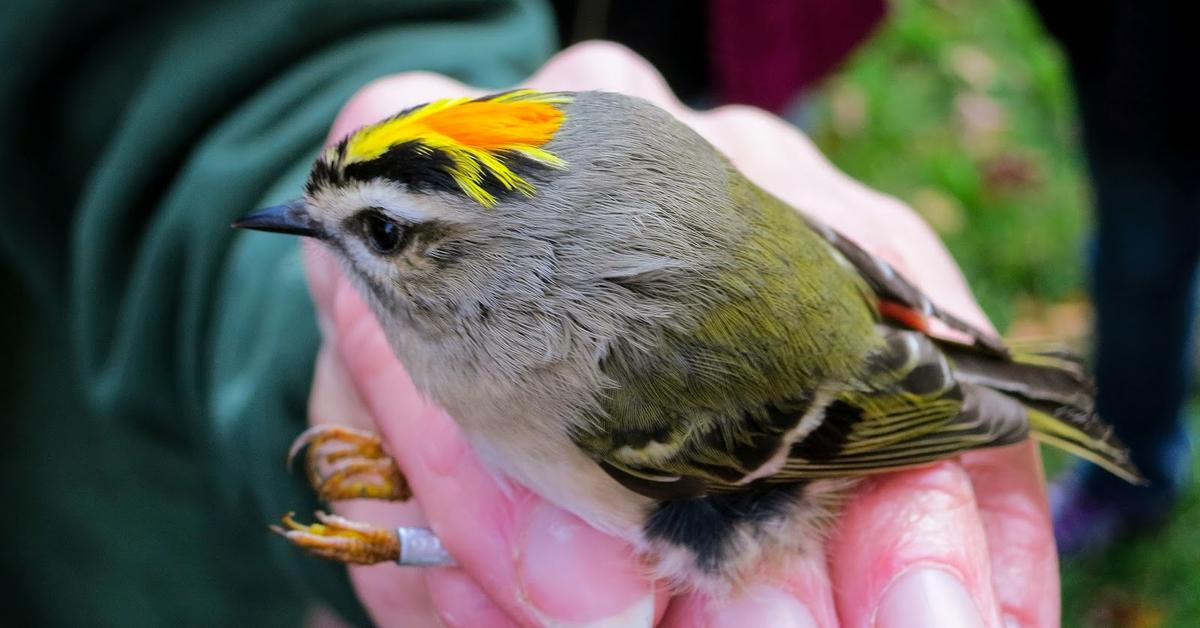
left=942, top=342, right=1147, bottom=485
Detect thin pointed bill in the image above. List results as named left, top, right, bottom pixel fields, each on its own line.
left=232, top=199, right=325, bottom=239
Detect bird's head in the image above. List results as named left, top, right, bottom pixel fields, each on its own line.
left=234, top=89, right=737, bottom=389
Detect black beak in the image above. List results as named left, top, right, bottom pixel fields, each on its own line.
left=232, top=200, right=324, bottom=239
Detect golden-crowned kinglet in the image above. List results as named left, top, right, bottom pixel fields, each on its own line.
left=235, top=90, right=1141, bottom=591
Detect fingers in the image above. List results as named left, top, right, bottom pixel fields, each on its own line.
left=310, top=338, right=504, bottom=627
left=828, top=462, right=1003, bottom=628
left=309, top=252, right=664, bottom=626
left=324, top=40, right=680, bottom=148
left=661, top=557, right=837, bottom=628
left=325, top=73, right=479, bottom=144
left=513, top=500, right=662, bottom=626
left=525, top=41, right=681, bottom=110
left=663, top=588, right=821, bottom=628
left=426, top=569, right=519, bottom=628
left=961, top=443, right=1059, bottom=628
left=308, top=343, right=439, bottom=626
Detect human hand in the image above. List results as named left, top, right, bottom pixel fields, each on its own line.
left=302, top=42, right=1058, bottom=627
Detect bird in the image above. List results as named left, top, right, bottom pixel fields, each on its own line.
left=234, top=89, right=1142, bottom=592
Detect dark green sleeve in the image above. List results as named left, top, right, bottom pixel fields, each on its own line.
left=0, top=1, right=554, bottom=626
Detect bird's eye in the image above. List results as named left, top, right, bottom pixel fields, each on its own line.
left=361, top=212, right=405, bottom=255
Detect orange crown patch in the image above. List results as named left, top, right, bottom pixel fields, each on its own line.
left=340, top=90, right=573, bottom=207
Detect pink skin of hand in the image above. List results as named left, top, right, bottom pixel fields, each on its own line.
left=302, top=43, right=1059, bottom=628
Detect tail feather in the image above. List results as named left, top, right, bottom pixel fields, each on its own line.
left=1026, top=407, right=1146, bottom=485
left=1004, top=339, right=1090, bottom=369
left=943, top=345, right=1094, bottom=411
left=942, top=343, right=1146, bottom=485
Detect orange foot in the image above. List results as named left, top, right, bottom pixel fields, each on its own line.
left=272, top=511, right=399, bottom=565
left=275, top=426, right=421, bottom=565
left=288, top=424, right=411, bottom=502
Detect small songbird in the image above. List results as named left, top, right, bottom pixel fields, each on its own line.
left=235, top=90, right=1142, bottom=591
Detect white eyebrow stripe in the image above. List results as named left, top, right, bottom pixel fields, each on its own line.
left=351, top=182, right=432, bottom=222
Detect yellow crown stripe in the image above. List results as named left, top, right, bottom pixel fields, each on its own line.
left=344, top=97, right=472, bottom=164
left=488, top=89, right=573, bottom=105
left=511, top=145, right=567, bottom=168
left=340, top=90, right=572, bottom=207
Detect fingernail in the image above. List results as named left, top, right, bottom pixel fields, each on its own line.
left=708, top=585, right=818, bottom=628
left=875, top=568, right=985, bottom=628
left=518, top=501, right=655, bottom=627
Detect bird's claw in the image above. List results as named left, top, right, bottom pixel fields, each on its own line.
left=274, top=426, right=414, bottom=563
left=272, top=511, right=399, bottom=565
left=288, top=425, right=411, bottom=502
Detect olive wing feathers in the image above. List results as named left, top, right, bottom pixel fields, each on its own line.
left=585, top=328, right=1032, bottom=500
left=574, top=185, right=1139, bottom=501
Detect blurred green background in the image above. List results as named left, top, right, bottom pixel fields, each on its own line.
left=802, top=1, right=1197, bottom=626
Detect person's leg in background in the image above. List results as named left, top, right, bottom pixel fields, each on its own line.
left=1030, top=0, right=1199, bottom=553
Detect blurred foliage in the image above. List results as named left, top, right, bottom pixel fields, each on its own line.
left=805, top=1, right=1197, bottom=626
left=1043, top=406, right=1200, bottom=628
left=806, top=0, right=1089, bottom=333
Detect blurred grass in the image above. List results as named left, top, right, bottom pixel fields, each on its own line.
left=806, top=0, right=1088, bottom=333
left=1050, top=407, right=1200, bottom=628
left=803, top=0, right=1197, bottom=626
